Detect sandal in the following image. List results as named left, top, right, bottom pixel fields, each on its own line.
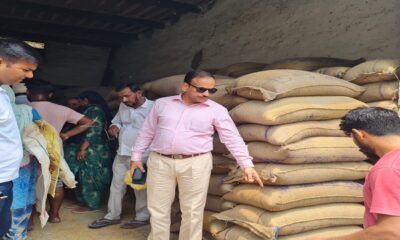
left=88, top=218, right=121, bottom=229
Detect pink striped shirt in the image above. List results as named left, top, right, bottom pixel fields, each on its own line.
left=131, top=95, right=254, bottom=169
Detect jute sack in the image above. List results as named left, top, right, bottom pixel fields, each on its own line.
left=141, top=75, right=234, bottom=97
left=237, top=124, right=269, bottom=142
left=213, top=135, right=229, bottom=154
left=208, top=79, right=248, bottom=110
left=224, top=161, right=372, bottom=185
left=208, top=174, right=235, bottom=196
left=313, top=66, right=350, bottom=78
left=230, top=70, right=365, bottom=101
left=223, top=181, right=363, bottom=212
left=367, top=101, right=399, bottom=112
left=203, top=210, right=231, bottom=236
left=245, top=137, right=366, bottom=164
left=356, top=81, right=398, bottom=102
left=214, top=203, right=364, bottom=238
left=206, top=195, right=236, bottom=212
left=215, top=62, right=266, bottom=78
left=229, top=97, right=367, bottom=125
left=215, top=225, right=362, bottom=240
left=266, top=119, right=346, bottom=145
left=212, top=154, right=237, bottom=174
left=280, top=136, right=366, bottom=163
left=343, top=59, right=400, bottom=84
left=263, top=57, right=365, bottom=71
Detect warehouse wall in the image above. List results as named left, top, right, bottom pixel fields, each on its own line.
left=111, top=0, right=400, bottom=84
left=36, top=42, right=110, bottom=87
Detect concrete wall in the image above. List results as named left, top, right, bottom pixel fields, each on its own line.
left=36, top=42, right=110, bottom=87
left=111, top=0, right=400, bottom=84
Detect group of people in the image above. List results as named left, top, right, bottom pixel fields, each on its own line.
left=1, top=38, right=400, bottom=240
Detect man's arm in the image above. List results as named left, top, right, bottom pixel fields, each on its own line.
left=108, top=106, right=123, bottom=137
left=130, top=103, right=158, bottom=174
left=214, top=108, right=263, bottom=187
left=60, top=116, right=93, bottom=141
left=309, top=214, right=400, bottom=240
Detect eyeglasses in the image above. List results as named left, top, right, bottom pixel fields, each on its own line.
left=187, top=83, right=218, bottom=94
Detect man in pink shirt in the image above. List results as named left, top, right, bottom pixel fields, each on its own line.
left=310, top=107, right=400, bottom=240
left=26, top=79, right=93, bottom=223
left=130, top=70, right=263, bottom=240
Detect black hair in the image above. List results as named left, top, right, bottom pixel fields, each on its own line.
left=25, top=79, right=54, bottom=95
left=78, top=90, right=112, bottom=124
left=115, top=83, right=141, bottom=92
left=340, top=107, right=400, bottom=136
left=183, top=70, right=215, bottom=84
left=0, top=38, right=41, bottom=64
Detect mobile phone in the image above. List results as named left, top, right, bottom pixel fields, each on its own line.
left=132, top=164, right=147, bottom=185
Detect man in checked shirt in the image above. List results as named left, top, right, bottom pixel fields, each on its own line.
left=130, top=70, right=263, bottom=240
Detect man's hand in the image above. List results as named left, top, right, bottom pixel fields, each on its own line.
left=243, top=167, right=264, bottom=187
left=76, top=149, right=86, bottom=161
left=108, top=125, right=120, bottom=138
left=130, top=160, right=145, bottom=176
left=60, top=133, right=69, bottom=141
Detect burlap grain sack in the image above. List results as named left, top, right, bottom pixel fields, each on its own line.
left=215, top=225, right=362, bottom=240
left=141, top=74, right=234, bottom=97
left=212, top=154, right=237, bottom=174
left=208, top=174, right=235, bottom=196
left=343, top=59, right=400, bottom=84
left=246, top=137, right=366, bottom=164
left=229, top=97, right=367, bottom=125
left=215, top=62, right=266, bottom=78
left=206, top=195, right=236, bottom=212
left=237, top=124, right=268, bottom=142
left=208, top=78, right=248, bottom=110
left=203, top=210, right=231, bottom=236
left=214, top=203, right=364, bottom=238
left=367, top=101, right=399, bottom=112
left=230, top=70, right=364, bottom=101
left=356, top=81, right=398, bottom=102
left=313, top=66, right=351, bottom=78
left=263, top=57, right=365, bottom=71
left=266, top=119, right=346, bottom=145
left=223, top=181, right=363, bottom=212
left=213, top=135, right=230, bottom=154
left=224, top=161, right=371, bottom=185
left=280, top=136, right=366, bottom=163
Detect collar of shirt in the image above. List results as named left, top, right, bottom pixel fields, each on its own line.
left=172, top=94, right=211, bottom=107
left=122, top=98, right=152, bottom=109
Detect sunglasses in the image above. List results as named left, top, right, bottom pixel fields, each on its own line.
left=188, top=83, right=218, bottom=94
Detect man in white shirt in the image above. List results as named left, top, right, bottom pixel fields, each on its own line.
left=89, top=83, right=154, bottom=229
left=0, top=38, right=40, bottom=237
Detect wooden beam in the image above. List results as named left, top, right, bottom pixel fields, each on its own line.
left=125, top=0, right=201, bottom=13
left=0, top=29, right=118, bottom=48
left=6, top=0, right=165, bottom=29
left=0, top=15, right=136, bottom=43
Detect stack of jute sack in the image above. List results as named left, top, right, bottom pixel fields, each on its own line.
left=208, top=69, right=372, bottom=239
left=342, top=59, right=400, bottom=112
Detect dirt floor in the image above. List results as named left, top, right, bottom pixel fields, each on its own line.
left=28, top=192, right=213, bottom=240
left=28, top=192, right=181, bottom=240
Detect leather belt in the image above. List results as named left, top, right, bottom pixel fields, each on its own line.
left=156, top=152, right=205, bottom=159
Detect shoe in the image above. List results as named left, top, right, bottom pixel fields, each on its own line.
left=120, top=220, right=149, bottom=229
left=48, top=217, right=61, bottom=223
left=88, top=218, right=121, bottom=229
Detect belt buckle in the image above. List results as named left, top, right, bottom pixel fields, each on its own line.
left=173, top=154, right=184, bottom=159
